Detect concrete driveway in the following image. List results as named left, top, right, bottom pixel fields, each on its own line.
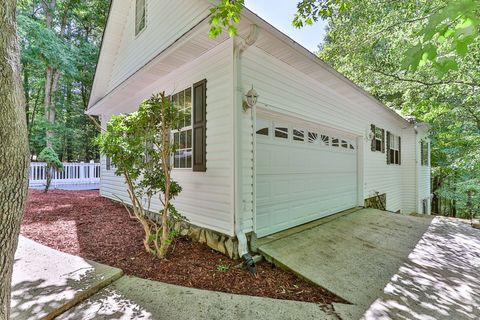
left=258, top=209, right=480, bottom=319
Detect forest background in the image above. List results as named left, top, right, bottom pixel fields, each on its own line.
left=17, top=0, right=479, bottom=217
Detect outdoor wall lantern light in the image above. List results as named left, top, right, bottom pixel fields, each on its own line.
left=243, top=85, right=259, bottom=111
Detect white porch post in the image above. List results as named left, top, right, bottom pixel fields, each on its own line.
left=79, top=161, right=85, bottom=183
left=89, top=160, right=95, bottom=182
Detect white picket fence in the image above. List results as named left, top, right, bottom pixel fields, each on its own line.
left=29, top=161, right=101, bottom=187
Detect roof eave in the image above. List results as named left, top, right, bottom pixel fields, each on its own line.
left=241, top=7, right=410, bottom=125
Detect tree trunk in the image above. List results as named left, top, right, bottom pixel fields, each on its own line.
left=44, top=67, right=60, bottom=148
left=0, top=0, right=30, bottom=318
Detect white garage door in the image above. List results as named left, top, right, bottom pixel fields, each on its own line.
left=255, top=116, right=358, bottom=237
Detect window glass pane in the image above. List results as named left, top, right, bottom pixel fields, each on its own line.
left=321, top=135, right=329, bottom=145
left=293, top=129, right=304, bottom=141
left=185, top=88, right=192, bottom=109
left=185, top=89, right=192, bottom=127
left=181, top=149, right=186, bottom=168
left=179, top=91, right=185, bottom=108
left=332, top=138, right=339, bottom=147
left=186, top=130, right=192, bottom=148
left=173, top=132, right=179, bottom=147
left=341, top=140, right=348, bottom=148
left=186, top=149, right=192, bottom=168
left=180, top=131, right=186, bottom=149
left=350, top=144, right=355, bottom=150
left=172, top=87, right=194, bottom=169
left=308, top=132, right=319, bottom=143
left=274, top=126, right=288, bottom=139
left=174, top=150, right=180, bottom=168
left=135, top=0, right=146, bottom=35
left=256, top=119, right=270, bottom=136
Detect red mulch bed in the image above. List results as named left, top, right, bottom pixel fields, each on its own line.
left=21, top=189, right=345, bottom=305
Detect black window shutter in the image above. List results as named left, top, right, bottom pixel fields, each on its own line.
left=398, top=136, right=401, bottom=165
left=386, top=131, right=391, bottom=164
left=193, top=79, right=207, bottom=172
left=106, top=156, right=111, bottom=171
left=381, top=128, right=385, bottom=153
left=370, top=124, right=376, bottom=151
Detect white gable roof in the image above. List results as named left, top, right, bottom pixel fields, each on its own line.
left=89, top=0, right=409, bottom=125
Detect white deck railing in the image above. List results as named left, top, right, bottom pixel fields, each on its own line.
left=29, top=161, right=101, bottom=187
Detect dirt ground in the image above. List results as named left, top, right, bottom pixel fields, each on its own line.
left=21, top=189, right=345, bottom=305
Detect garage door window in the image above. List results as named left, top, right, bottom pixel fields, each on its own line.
left=256, top=119, right=270, bottom=136
left=321, top=135, right=329, bottom=145
left=293, top=129, right=305, bottom=142
left=332, top=138, right=339, bottom=147
left=274, top=125, right=289, bottom=139
left=308, top=132, right=319, bottom=143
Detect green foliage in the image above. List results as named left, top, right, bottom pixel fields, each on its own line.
left=96, top=92, right=188, bottom=258
left=216, top=264, right=230, bottom=272
left=17, top=0, right=109, bottom=161
left=17, top=15, right=78, bottom=76
left=316, top=0, right=479, bottom=217
left=292, top=0, right=349, bottom=28
left=38, top=147, right=64, bottom=171
left=211, top=0, right=479, bottom=76
left=208, top=0, right=244, bottom=38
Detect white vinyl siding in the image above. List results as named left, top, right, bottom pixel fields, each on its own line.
left=417, top=134, right=431, bottom=214
left=241, top=46, right=411, bottom=217
left=400, top=130, right=417, bottom=213
left=99, top=41, right=235, bottom=236
left=108, top=0, right=211, bottom=92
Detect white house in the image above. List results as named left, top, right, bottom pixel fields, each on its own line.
left=87, top=0, right=431, bottom=259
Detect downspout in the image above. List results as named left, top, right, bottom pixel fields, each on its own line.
left=414, top=125, right=419, bottom=214
left=233, top=25, right=258, bottom=273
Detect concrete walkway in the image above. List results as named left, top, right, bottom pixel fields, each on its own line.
left=363, top=217, right=480, bottom=320
left=57, top=276, right=335, bottom=320
left=13, top=213, right=480, bottom=319
left=12, top=237, right=123, bottom=320
left=12, top=236, right=335, bottom=320
left=258, top=209, right=480, bottom=319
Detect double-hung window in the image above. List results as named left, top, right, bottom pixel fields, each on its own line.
left=172, top=88, right=192, bottom=169
left=371, top=124, right=385, bottom=153
left=387, top=133, right=401, bottom=165
left=135, top=0, right=146, bottom=36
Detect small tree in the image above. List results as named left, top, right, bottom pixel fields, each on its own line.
left=96, top=92, right=186, bottom=258
left=38, top=146, right=64, bottom=193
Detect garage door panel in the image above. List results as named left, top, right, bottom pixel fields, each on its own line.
left=255, top=118, right=358, bottom=237
left=257, top=173, right=356, bottom=203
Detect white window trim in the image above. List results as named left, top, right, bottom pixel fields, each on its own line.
left=374, top=127, right=383, bottom=152
left=135, top=0, right=147, bottom=37
left=389, top=133, right=400, bottom=165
